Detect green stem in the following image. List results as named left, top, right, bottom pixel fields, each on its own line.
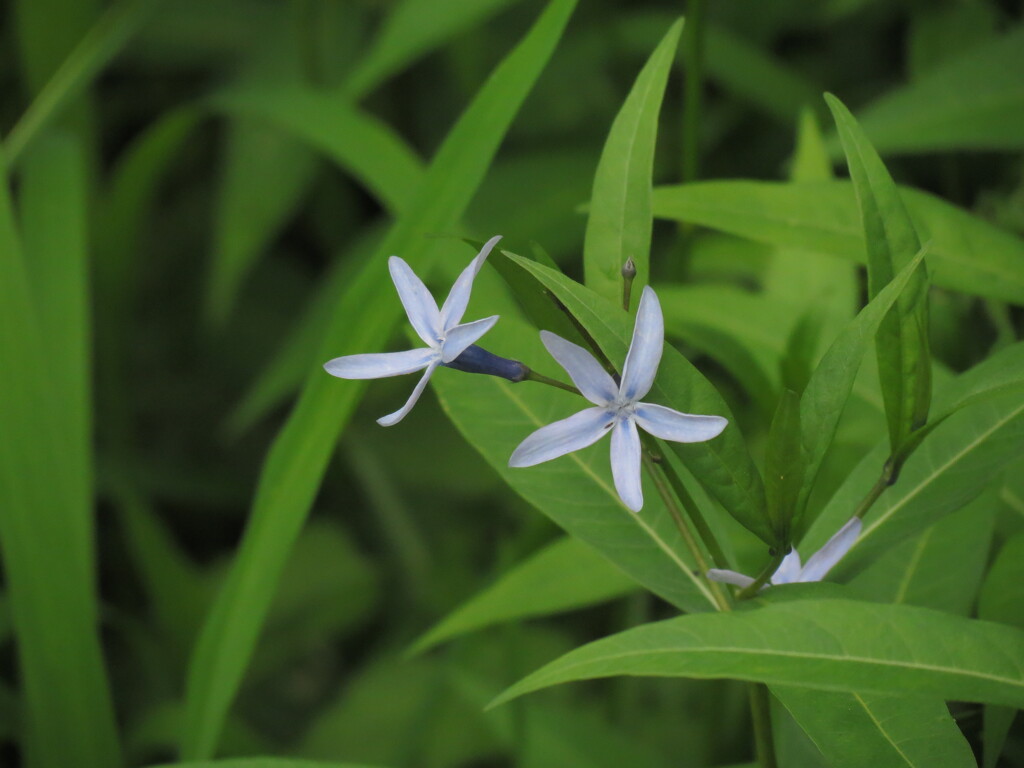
left=524, top=369, right=579, bottom=395
left=749, top=683, right=778, bottom=768
left=681, top=0, right=706, bottom=184
left=642, top=452, right=731, bottom=612
left=736, top=550, right=785, bottom=600
left=4, top=0, right=159, bottom=166
left=653, top=444, right=730, bottom=570
left=852, top=459, right=895, bottom=520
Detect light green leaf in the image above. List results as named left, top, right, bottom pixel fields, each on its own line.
left=410, top=537, right=638, bottom=655
left=765, top=389, right=802, bottom=535
left=508, top=255, right=770, bottom=544
left=852, top=27, right=1024, bottom=155
left=344, top=0, right=522, bottom=99
left=0, top=144, right=120, bottom=768
left=827, top=93, right=930, bottom=456
left=583, top=17, right=681, bottom=303
left=651, top=180, right=1024, bottom=305
left=804, top=342, right=1024, bottom=577
left=211, top=87, right=424, bottom=216
left=180, top=1, right=577, bottom=758
left=154, top=761, right=382, bottom=768
left=204, top=118, right=317, bottom=327
left=773, top=686, right=976, bottom=768
left=796, top=248, right=928, bottom=526
left=432, top=308, right=719, bottom=614
left=850, top=493, right=996, bottom=616
left=491, top=599, right=1024, bottom=709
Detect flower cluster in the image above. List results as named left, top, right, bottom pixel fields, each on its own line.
left=323, top=237, right=860, bottom=584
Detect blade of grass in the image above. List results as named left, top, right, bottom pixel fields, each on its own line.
left=180, top=1, right=578, bottom=758
left=0, top=143, right=121, bottom=768
left=4, top=0, right=160, bottom=166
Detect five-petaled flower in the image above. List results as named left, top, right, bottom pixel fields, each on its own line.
left=508, top=286, right=728, bottom=512
left=324, top=236, right=502, bottom=426
left=707, top=516, right=862, bottom=589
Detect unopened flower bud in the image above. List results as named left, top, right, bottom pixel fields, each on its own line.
left=443, top=345, right=529, bottom=382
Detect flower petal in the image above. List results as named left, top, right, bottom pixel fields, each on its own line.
left=441, top=315, right=499, bottom=363
left=706, top=569, right=756, bottom=589
left=610, top=417, right=643, bottom=512
left=508, top=407, right=613, bottom=468
left=376, top=362, right=438, bottom=427
left=633, top=403, right=728, bottom=444
left=439, top=235, right=502, bottom=330
left=389, top=256, right=441, bottom=346
left=540, top=331, right=617, bottom=406
left=798, top=516, right=862, bottom=583
left=771, top=550, right=803, bottom=585
left=323, top=347, right=435, bottom=379
left=619, top=285, right=664, bottom=402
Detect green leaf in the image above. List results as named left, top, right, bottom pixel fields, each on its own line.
left=432, top=307, right=719, bottom=614
left=827, top=93, right=930, bottom=456
left=344, top=0, right=522, bottom=99
left=491, top=598, right=1024, bottom=709
left=4, top=0, right=159, bottom=165
left=204, top=118, right=317, bottom=327
left=180, top=1, right=577, bottom=758
left=0, top=144, right=120, bottom=767
left=765, top=389, right=803, bottom=537
left=773, top=686, right=976, bottom=768
left=507, top=254, right=769, bottom=543
left=211, top=87, right=424, bottom=216
left=851, top=27, right=1024, bottom=155
left=410, top=537, right=638, bottom=655
left=651, top=179, right=1024, bottom=305
left=978, top=530, right=1024, bottom=768
left=850, top=493, right=996, bottom=616
left=796, top=248, right=928, bottom=526
left=583, top=17, right=681, bottom=304
left=804, top=342, right=1024, bottom=577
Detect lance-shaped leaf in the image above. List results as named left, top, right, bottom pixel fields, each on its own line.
left=772, top=686, right=976, bottom=768
left=764, top=389, right=802, bottom=539
left=650, top=179, right=1024, bottom=305
left=583, top=18, right=682, bottom=303
left=826, top=93, right=931, bottom=456
left=180, top=1, right=578, bottom=758
left=490, top=599, right=1024, bottom=709
left=795, top=248, right=928, bottom=526
left=506, top=254, right=770, bottom=544
left=409, top=537, right=639, bottom=655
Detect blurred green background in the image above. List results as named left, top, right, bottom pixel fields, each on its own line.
left=1, top=0, right=1023, bottom=766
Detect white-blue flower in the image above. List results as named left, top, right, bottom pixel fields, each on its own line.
left=707, top=516, right=862, bottom=589
left=508, top=286, right=728, bottom=512
left=324, top=236, right=502, bottom=426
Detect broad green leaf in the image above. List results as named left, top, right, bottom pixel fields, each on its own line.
left=19, top=133, right=93, bottom=573
left=211, top=87, right=424, bottom=216
left=583, top=18, right=681, bottom=303
left=827, top=93, right=930, bottom=456
left=204, top=118, right=317, bottom=327
left=978, top=531, right=1024, bottom=768
left=852, top=27, right=1024, bottom=155
left=508, top=254, right=771, bottom=544
left=651, top=180, right=1024, bottom=305
left=850, top=493, right=996, bottom=615
left=4, top=0, right=159, bottom=165
left=491, top=246, right=583, bottom=346
left=410, top=537, right=638, bottom=655
left=491, top=598, right=1024, bottom=709
left=804, top=342, right=1024, bottom=576
left=796, top=249, right=927, bottom=527
left=432, top=308, right=719, bottom=614
left=773, top=686, right=976, bottom=768
left=0, top=146, right=120, bottom=768
left=344, top=0, right=522, bottom=99
left=181, top=1, right=577, bottom=757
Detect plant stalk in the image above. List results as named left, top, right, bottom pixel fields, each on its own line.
left=749, top=683, right=779, bottom=768
left=524, top=369, right=579, bottom=395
